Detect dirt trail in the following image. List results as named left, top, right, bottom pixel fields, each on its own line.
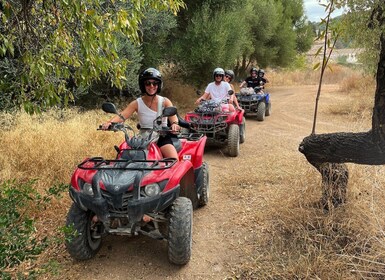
left=61, top=84, right=347, bottom=279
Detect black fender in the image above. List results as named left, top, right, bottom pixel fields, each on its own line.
left=179, top=167, right=199, bottom=209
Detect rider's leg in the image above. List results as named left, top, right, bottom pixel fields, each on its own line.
left=160, top=144, right=179, bottom=160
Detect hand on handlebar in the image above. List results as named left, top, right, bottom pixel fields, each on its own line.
left=170, top=123, right=181, bottom=134
left=195, top=98, right=206, bottom=104
left=100, top=122, right=112, bottom=130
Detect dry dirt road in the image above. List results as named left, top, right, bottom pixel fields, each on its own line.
left=61, top=84, right=358, bottom=279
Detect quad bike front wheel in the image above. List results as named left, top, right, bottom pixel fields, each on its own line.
left=256, top=102, right=266, bottom=121
left=265, top=102, right=272, bottom=116
left=227, top=124, right=240, bottom=157
left=168, top=197, right=193, bottom=265
left=65, top=203, right=102, bottom=260
left=198, top=161, right=209, bottom=207
left=240, top=116, right=246, bottom=144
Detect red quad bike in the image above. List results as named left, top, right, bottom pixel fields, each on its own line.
left=65, top=103, right=208, bottom=265
left=184, top=91, right=245, bottom=157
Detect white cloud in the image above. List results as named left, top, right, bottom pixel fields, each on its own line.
left=303, top=0, right=344, bottom=22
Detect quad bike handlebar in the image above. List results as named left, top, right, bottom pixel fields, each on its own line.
left=99, top=102, right=180, bottom=150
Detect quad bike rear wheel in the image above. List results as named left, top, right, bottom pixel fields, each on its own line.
left=240, top=116, right=246, bottom=144
left=198, top=161, right=209, bottom=207
left=168, top=197, right=193, bottom=265
left=265, top=102, right=272, bottom=116
left=227, top=124, right=240, bottom=157
left=256, top=102, right=266, bottom=121
left=65, top=203, right=102, bottom=260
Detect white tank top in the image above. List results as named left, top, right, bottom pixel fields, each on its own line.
left=137, top=96, right=167, bottom=129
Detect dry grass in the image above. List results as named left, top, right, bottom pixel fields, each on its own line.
left=2, top=66, right=384, bottom=279
left=223, top=143, right=385, bottom=279
left=269, top=68, right=320, bottom=86
left=268, top=64, right=364, bottom=87
left=0, top=108, right=131, bottom=189
left=269, top=64, right=375, bottom=124
left=0, top=107, right=138, bottom=273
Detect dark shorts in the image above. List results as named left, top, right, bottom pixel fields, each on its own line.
left=157, top=133, right=177, bottom=148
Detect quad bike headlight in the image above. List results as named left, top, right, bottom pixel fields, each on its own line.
left=82, top=183, right=94, bottom=196
left=144, top=183, right=161, bottom=197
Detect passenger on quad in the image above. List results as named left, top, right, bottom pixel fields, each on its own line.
left=101, top=67, right=181, bottom=160
left=224, top=69, right=241, bottom=110
left=195, top=67, right=235, bottom=112
left=256, top=69, right=269, bottom=85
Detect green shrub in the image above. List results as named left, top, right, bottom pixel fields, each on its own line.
left=0, top=180, right=67, bottom=278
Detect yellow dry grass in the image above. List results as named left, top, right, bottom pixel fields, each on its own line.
left=268, top=64, right=363, bottom=86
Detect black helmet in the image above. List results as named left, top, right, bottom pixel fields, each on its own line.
left=213, top=67, right=225, bottom=80
left=138, top=67, right=163, bottom=94
left=225, top=70, right=234, bottom=82
left=258, top=69, right=265, bottom=77
left=250, top=67, right=258, bottom=74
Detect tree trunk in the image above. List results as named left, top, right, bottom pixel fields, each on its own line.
left=299, top=23, right=385, bottom=209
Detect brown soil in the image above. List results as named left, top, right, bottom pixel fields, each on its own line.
left=58, top=84, right=358, bottom=279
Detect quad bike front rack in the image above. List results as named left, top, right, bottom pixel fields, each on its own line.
left=77, top=157, right=177, bottom=171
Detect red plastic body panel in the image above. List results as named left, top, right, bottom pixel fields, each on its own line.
left=70, top=134, right=206, bottom=192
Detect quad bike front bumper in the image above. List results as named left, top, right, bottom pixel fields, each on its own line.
left=69, top=157, right=181, bottom=234
left=237, top=93, right=266, bottom=112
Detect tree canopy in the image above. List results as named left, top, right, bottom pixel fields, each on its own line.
left=0, top=0, right=314, bottom=111
left=0, top=0, right=185, bottom=112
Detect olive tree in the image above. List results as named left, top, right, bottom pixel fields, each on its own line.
left=299, top=1, right=385, bottom=209
left=0, top=0, right=185, bottom=112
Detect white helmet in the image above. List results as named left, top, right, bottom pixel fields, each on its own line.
left=213, top=67, right=225, bottom=80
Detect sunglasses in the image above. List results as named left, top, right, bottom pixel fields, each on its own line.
left=144, top=81, right=160, bottom=86
left=225, top=75, right=231, bottom=79
left=215, top=74, right=223, bottom=78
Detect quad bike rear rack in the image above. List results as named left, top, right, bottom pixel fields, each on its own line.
left=77, top=157, right=177, bottom=171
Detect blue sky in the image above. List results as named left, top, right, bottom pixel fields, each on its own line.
left=303, top=0, right=344, bottom=22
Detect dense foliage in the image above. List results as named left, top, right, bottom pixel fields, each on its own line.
left=171, top=0, right=314, bottom=85
left=0, top=0, right=185, bottom=112
left=0, top=0, right=313, bottom=110
left=342, top=0, right=384, bottom=74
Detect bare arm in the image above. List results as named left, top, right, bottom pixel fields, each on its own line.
left=101, top=100, right=137, bottom=129
left=195, top=92, right=210, bottom=104
left=164, top=98, right=180, bottom=133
